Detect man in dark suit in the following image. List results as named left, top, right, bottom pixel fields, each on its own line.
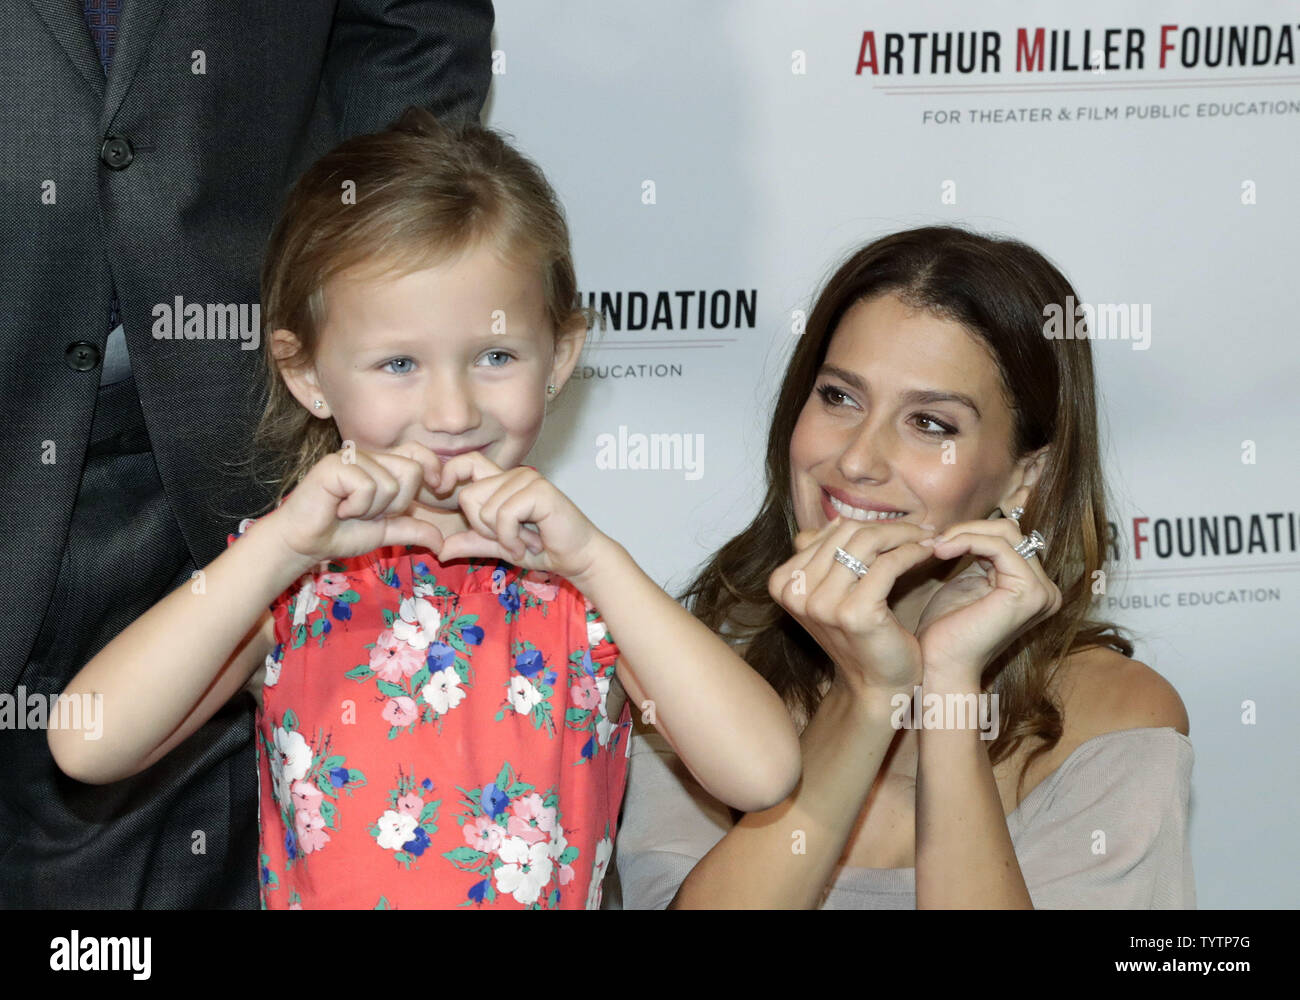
left=0, top=0, right=493, bottom=907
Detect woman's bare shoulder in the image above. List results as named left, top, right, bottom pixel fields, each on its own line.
left=1055, top=645, right=1190, bottom=740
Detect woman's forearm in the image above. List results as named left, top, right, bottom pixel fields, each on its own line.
left=48, top=514, right=315, bottom=785
left=669, top=681, right=902, bottom=909
left=568, top=534, right=801, bottom=813
left=914, top=671, right=1033, bottom=908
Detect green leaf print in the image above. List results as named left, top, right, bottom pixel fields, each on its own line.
left=345, top=664, right=374, bottom=682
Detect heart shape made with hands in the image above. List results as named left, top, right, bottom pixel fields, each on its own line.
left=404, top=453, right=545, bottom=565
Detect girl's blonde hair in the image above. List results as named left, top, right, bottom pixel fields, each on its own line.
left=236, top=105, right=594, bottom=511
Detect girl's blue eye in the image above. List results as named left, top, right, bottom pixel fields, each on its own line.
left=479, top=349, right=515, bottom=367
left=383, top=357, right=415, bottom=375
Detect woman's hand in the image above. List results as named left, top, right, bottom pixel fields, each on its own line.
left=915, top=519, right=1063, bottom=686
left=768, top=516, right=940, bottom=701
left=266, top=442, right=448, bottom=568
left=432, top=452, right=608, bottom=580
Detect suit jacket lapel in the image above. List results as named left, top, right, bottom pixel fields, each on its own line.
left=100, top=0, right=166, bottom=128
left=27, top=0, right=106, bottom=102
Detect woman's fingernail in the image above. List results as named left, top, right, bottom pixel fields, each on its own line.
left=920, top=523, right=937, bottom=532
left=919, top=537, right=936, bottom=547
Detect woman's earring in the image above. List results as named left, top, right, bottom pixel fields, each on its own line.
left=546, top=384, right=556, bottom=396
left=314, top=399, right=324, bottom=410
left=1007, top=505, right=1025, bottom=522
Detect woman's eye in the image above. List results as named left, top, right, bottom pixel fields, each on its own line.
left=815, top=383, right=854, bottom=408
left=382, top=357, right=415, bottom=375
left=915, top=413, right=957, bottom=436
left=479, top=350, right=515, bottom=368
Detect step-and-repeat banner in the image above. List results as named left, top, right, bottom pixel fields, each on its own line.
left=490, top=1, right=1299, bottom=908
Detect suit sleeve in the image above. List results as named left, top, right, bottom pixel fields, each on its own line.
left=323, top=0, right=495, bottom=134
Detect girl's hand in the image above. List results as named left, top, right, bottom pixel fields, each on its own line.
left=767, top=516, right=939, bottom=701
left=915, top=519, right=1063, bottom=686
left=267, top=442, right=448, bottom=567
left=432, top=452, right=607, bottom=579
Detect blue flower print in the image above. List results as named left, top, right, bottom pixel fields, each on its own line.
left=480, top=782, right=509, bottom=817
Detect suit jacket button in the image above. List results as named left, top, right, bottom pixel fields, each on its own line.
left=100, top=135, right=134, bottom=170
left=65, top=341, right=102, bottom=371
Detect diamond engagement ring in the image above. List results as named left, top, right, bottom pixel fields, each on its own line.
left=833, top=546, right=870, bottom=578
left=1014, top=530, right=1047, bottom=561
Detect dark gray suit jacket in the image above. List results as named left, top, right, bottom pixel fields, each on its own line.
left=0, top=0, right=493, bottom=907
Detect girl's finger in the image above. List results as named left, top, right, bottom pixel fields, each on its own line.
left=374, top=515, right=445, bottom=555
left=491, top=481, right=545, bottom=559
left=434, top=451, right=505, bottom=496
left=343, top=450, right=402, bottom=520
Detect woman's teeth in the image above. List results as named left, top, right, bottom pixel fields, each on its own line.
left=828, top=494, right=906, bottom=521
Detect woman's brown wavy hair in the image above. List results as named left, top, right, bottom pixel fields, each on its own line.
left=679, top=224, right=1132, bottom=800
left=223, top=105, right=597, bottom=513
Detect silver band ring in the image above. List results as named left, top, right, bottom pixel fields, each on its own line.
left=1014, top=530, right=1047, bottom=561
left=833, top=546, right=870, bottom=578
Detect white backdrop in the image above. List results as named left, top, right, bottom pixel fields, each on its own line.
left=488, top=1, right=1300, bottom=908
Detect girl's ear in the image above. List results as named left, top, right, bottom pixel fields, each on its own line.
left=547, top=316, right=588, bottom=396
left=271, top=328, right=326, bottom=416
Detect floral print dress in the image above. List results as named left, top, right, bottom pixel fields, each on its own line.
left=226, top=518, right=633, bottom=909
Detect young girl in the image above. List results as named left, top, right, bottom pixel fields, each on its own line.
left=49, top=107, right=800, bottom=909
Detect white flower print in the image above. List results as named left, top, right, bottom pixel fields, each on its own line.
left=508, top=675, right=542, bottom=716
left=393, top=595, right=441, bottom=650
left=495, top=837, right=554, bottom=905
left=375, top=809, right=418, bottom=851
left=273, top=727, right=311, bottom=807
left=586, top=835, right=613, bottom=910
left=421, top=666, right=466, bottom=715
left=263, top=650, right=281, bottom=688
left=587, top=618, right=608, bottom=649
left=596, top=714, right=614, bottom=748
left=291, top=575, right=320, bottom=628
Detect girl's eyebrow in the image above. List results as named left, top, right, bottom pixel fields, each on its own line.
left=817, top=364, right=982, bottom=420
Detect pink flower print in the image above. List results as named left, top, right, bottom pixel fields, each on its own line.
left=397, top=793, right=424, bottom=818
left=508, top=792, right=556, bottom=845
left=570, top=675, right=600, bottom=710
left=507, top=814, right=548, bottom=845
left=290, top=780, right=324, bottom=815
left=464, top=815, right=505, bottom=854
left=583, top=596, right=595, bottom=613
left=370, top=629, right=425, bottom=683
left=295, top=809, right=331, bottom=854
left=315, top=572, right=350, bottom=598
left=393, top=595, right=440, bottom=650
left=521, top=571, right=560, bottom=602
left=558, top=864, right=575, bottom=886
left=382, top=696, right=418, bottom=727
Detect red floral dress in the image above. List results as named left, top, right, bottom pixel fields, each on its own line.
left=226, top=518, right=632, bottom=909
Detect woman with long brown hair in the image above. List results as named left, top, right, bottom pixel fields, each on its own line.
left=615, top=225, right=1194, bottom=909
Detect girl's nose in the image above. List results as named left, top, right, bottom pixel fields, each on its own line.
left=422, top=373, right=481, bottom=437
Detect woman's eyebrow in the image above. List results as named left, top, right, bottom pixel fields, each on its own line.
left=817, top=364, right=982, bottom=420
